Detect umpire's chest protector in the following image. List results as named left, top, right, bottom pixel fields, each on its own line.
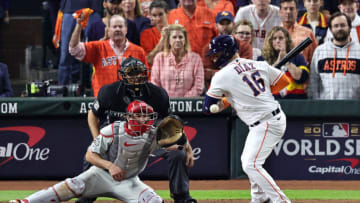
left=108, top=122, right=158, bottom=179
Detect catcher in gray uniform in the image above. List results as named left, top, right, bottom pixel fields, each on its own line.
left=10, top=101, right=188, bottom=203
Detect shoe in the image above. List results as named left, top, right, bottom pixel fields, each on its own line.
left=186, top=198, right=197, bottom=203
left=263, top=198, right=271, bottom=203
left=250, top=198, right=271, bottom=203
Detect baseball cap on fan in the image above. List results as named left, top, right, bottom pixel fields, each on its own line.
left=216, top=11, right=234, bottom=23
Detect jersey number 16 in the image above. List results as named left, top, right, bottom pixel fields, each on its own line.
left=242, top=71, right=265, bottom=96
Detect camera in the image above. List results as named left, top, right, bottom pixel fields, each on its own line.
left=25, top=80, right=84, bottom=97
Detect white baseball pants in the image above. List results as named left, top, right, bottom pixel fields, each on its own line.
left=241, top=111, right=291, bottom=203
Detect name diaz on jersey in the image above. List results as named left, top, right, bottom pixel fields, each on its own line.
left=233, top=62, right=256, bottom=74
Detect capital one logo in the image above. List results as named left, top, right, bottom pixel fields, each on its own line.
left=0, top=126, right=49, bottom=166
left=308, top=158, right=360, bottom=175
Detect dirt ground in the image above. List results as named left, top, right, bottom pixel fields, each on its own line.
left=1, top=180, right=359, bottom=203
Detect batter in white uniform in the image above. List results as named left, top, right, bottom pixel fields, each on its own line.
left=203, top=35, right=291, bottom=203
left=11, top=101, right=163, bottom=203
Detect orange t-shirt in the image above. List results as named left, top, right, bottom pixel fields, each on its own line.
left=168, top=6, right=217, bottom=56
left=140, top=27, right=161, bottom=55
left=282, top=23, right=318, bottom=65
left=196, top=0, right=235, bottom=16
left=83, top=40, right=148, bottom=97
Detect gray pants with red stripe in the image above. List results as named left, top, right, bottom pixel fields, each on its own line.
left=23, top=166, right=161, bottom=203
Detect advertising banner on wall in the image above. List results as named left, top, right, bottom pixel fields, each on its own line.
left=0, top=117, right=230, bottom=179
left=264, top=120, right=360, bottom=180
left=0, top=118, right=92, bottom=179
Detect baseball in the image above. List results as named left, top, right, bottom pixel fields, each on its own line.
left=210, top=104, right=219, bottom=113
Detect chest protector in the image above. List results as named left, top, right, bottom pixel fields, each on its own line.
left=108, top=121, right=157, bottom=178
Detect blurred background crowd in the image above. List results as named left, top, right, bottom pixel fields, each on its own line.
left=0, top=0, right=359, bottom=100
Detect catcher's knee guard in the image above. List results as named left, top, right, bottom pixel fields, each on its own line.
left=25, top=178, right=85, bottom=203
left=138, top=188, right=163, bottom=203
left=53, top=178, right=85, bottom=201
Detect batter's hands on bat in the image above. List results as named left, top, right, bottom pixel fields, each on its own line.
left=109, top=163, right=126, bottom=181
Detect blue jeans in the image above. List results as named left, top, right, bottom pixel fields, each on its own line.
left=58, top=13, right=79, bottom=85
left=58, top=12, right=101, bottom=85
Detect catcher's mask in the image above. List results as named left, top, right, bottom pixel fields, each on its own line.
left=119, top=56, right=148, bottom=97
left=126, top=100, right=158, bottom=136
left=156, top=115, right=188, bottom=148
left=206, top=35, right=239, bottom=68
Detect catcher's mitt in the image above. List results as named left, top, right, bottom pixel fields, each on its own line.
left=156, top=115, right=187, bottom=147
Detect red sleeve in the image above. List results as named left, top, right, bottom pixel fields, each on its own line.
left=83, top=41, right=103, bottom=64
left=140, top=28, right=159, bottom=55
left=237, top=39, right=253, bottom=60
left=201, top=41, right=217, bottom=88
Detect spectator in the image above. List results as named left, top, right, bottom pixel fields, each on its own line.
left=69, top=14, right=148, bottom=97
left=141, top=0, right=169, bottom=58
left=56, top=0, right=102, bottom=85
left=298, top=0, right=328, bottom=45
left=324, top=0, right=360, bottom=44
left=233, top=19, right=262, bottom=60
left=167, top=0, right=217, bottom=58
left=86, top=0, right=139, bottom=45
left=0, top=0, right=9, bottom=24
left=202, top=11, right=253, bottom=89
left=83, top=0, right=140, bottom=92
left=0, top=62, right=13, bottom=97
left=121, top=0, right=151, bottom=35
left=308, top=12, right=360, bottom=99
left=259, top=26, right=309, bottom=99
left=234, top=0, right=282, bottom=49
left=279, top=0, right=318, bottom=65
left=151, top=24, right=205, bottom=97
left=196, top=0, right=235, bottom=16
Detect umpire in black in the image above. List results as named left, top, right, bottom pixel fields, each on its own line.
left=76, top=57, right=196, bottom=203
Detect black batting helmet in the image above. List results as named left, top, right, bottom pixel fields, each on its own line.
left=207, top=35, right=239, bottom=68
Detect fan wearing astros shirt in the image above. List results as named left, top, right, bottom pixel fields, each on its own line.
left=69, top=14, right=148, bottom=97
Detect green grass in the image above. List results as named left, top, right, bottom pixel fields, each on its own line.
left=1, top=190, right=360, bottom=201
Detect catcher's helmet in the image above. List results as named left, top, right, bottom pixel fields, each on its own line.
left=126, top=100, right=157, bottom=136
left=119, top=56, right=148, bottom=96
left=206, top=35, right=239, bottom=68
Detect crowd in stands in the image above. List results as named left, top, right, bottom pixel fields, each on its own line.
left=1, top=0, right=360, bottom=100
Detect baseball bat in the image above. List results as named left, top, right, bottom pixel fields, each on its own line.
left=274, top=37, right=313, bottom=69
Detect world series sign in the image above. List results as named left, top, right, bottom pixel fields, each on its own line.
left=264, top=121, right=360, bottom=180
